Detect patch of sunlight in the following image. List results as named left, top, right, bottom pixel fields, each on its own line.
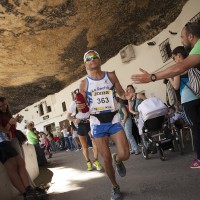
left=47, top=167, right=105, bottom=194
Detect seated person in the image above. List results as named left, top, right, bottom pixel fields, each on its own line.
left=0, top=131, right=43, bottom=200
left=168, top=106, right=187, bottom=129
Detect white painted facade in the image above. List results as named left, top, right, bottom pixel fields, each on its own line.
left=16, top=0, right=200, bottom=133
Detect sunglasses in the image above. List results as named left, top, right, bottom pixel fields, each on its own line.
left=84, top=54, right=100, bottom=63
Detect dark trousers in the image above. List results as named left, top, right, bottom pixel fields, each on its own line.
left=68, top=136, right=75, bottom=149
left=34, top=143, right=47, bottom=166
left=182, top=99, right=200, bottom=159
left=132, top=119, right=141, bottom=144
left=64, top=137, right=70, bottom=149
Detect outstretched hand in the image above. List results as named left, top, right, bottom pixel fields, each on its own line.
left=131, top=68, right=151, bottom=84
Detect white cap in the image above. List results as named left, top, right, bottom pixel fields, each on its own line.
left=83, top=50, right=100, bottom=63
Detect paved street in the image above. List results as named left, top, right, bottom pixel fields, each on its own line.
left=35, top=143, right=200, bottom=200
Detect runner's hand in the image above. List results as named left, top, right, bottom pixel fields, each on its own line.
left=76, top=101, right=86, bottom=112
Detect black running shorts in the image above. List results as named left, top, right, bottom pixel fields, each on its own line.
left=77, top=123, right=90, bottom=136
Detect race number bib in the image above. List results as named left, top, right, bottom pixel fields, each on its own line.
left=92, top=90, right=115, bottom=111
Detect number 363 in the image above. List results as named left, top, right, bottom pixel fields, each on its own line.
left=97, top=97, right=109, bottom=104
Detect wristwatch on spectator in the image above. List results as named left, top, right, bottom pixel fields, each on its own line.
left=150, top=74, right=157, bottom=82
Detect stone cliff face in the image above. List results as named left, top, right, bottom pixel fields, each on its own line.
left=0, top=0, right=188, bottom=113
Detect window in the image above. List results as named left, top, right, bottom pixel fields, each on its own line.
left=62, top=102, right=67, bottom=112
left=38, top=104, right=44, bottom=116
left=47, top=106, right=51, bottom=113
left=159, top=39, right=172, bottom=63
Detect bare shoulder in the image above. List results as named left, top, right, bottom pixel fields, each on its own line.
left=108, top=71, right=125, bottom=97
left=108, top=71, right=119, bottom=83
left=108, top=71, right=116, bottom=77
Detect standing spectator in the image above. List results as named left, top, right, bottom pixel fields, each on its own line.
left=126, top=85, right=146, bottom=142
left=58, top=130, right=65, bottom=150
left=168, top=46, right=198, bottom=120
left=67, top=126, right=75, bottom=151
left=117, top=97, right=140, bottom=155
left=47, top=132, right=59, bottom=152
left=41, top=132, right=52, bottom=159
left=26, top=122, right=47, bottom=166
left=71, top=122, right=82, bottom=151
left=61, top=125, right=71, bottom=151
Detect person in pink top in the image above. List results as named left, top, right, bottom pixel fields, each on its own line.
left=41, top=132, right=52, bottom=159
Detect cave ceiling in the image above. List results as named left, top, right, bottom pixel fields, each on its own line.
left=0, top=0, right=188, bottom=113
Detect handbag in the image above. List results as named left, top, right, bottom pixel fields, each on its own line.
left=15, top=130, right=27, bottom=145
left=188, top=68, right=200, bottom=98
left=166, top=81, right=178, bottom=106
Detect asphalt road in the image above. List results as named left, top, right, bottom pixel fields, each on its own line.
left=35, top=142, right=199, bottom=200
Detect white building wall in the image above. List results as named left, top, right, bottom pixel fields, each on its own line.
left=16, top=0, right=200, bottom=132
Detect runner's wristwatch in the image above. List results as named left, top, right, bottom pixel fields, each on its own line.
left=150, top=74, right=157, bottom=82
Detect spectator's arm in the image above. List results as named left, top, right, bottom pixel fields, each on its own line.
left=168, top=76, right=180, bottom=90
left=121, top=106, right=128, bottom=126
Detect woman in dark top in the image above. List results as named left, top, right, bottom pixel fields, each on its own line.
left=169, top=46, right=200, bottom=168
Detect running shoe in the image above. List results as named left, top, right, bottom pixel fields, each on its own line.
left=111, top=185, right=122, bottom=200
left=24, top=188, right=37, bottom=200
left=190, top=159, right=200, bottom=169
left=93, top=160, right=103, bottom=171
left=35, top=187, right=48, bottom=200
left=87, top=161, right=93, bottom=171
left=112, top=153, right=126, bottom=177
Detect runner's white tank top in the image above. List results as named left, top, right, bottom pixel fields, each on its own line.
left=86, top=72, right=118, bottom=114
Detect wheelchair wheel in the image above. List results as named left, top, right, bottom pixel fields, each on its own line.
left=158, top=147, right=165, bottom=161
left=142, top=146, right=149, bottom=159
